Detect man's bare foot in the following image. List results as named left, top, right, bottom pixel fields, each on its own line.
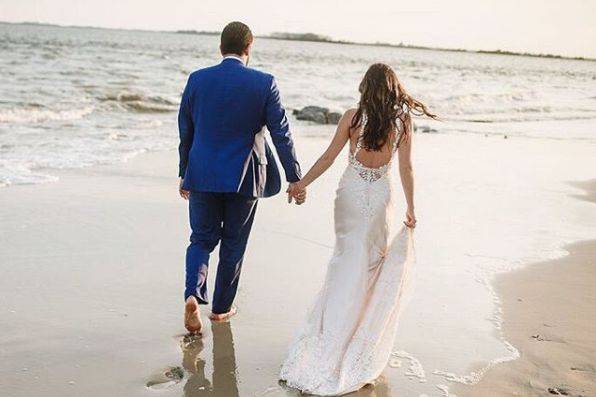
left=184, top=296, right=202, bottom=334
left=209, top=306, right=237, bottom=322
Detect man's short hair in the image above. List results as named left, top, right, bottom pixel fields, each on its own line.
left=220, top=21, right=253, bottom=55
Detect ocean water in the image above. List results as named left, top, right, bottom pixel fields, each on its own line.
left=1, top=22, right=595, bottom=186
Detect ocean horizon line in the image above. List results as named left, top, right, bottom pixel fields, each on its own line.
left=2, top=20, right=594, bottom=63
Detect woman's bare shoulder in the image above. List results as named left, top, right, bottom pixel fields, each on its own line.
left=341, top=108, right=358, bottom=140
left=344, top=108, right=358, bottom=118
left=341, top=108, right=358, bottom=127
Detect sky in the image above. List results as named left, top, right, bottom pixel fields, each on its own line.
left=1, top=0, right=595, bottom=58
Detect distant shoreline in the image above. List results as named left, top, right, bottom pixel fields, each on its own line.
left=3, top=21, right=594, bottom=62
left=262, top=32, right=594, bottom=62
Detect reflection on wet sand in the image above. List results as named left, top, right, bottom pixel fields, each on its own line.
left=149, top=319, right=393, bottom=397
left=182, top=321, right=239, bottom=397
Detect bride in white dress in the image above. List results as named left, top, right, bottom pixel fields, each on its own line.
left=281, top=63, right=437, bottom=396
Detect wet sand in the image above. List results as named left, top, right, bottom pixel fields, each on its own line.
left=0, top=137, right=391, bottom=397
left=455, top=182, right=596, bottom=397
left=1, top=134, right=595, bottom=397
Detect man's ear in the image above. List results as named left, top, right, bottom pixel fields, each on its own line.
left=244, top=42, right=253, bottom=56
left=220, top=44, right=224, bottom=56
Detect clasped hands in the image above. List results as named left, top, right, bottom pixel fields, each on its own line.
left=180, top=178, right=307, bottom=205
left=287, top=181, right=307, bottom=205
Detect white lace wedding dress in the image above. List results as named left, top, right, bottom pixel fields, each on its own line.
left=280, top=115, right=415, bottom=396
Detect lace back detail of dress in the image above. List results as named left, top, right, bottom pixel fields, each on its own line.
left=348, top=113, right=401, bottom=183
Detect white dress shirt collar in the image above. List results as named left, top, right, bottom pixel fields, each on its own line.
left=222, top=54, right=246, bottom=65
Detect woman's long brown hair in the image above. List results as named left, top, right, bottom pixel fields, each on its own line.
left=350, top=63, right=437, bottom=151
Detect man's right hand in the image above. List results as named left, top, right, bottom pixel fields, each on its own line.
left=179, top=178, right=190, bottom=200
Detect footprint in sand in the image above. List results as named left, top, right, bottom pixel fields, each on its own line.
left=530, top=333, right=565, bottom=343
left=181, top=333, right=203, bottom=350
left=146, top=366, right=185, bottom=389
left=547, top=386, right=570, bottom=395
left=547, top=385, right=588, bottom=397
left=146, top=333, right=205, bottom=390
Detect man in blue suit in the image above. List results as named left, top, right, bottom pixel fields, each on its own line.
left=178, top=21, right=305, bottom=333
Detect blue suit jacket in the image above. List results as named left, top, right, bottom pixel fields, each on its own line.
left=178, top=58, right=301, bottom=198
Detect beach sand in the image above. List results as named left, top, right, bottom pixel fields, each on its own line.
left=0, top=137, right=366, bottom=397
left=1, top=133, right=595, bottom=397
left=454, top=184, right=596, bottom=397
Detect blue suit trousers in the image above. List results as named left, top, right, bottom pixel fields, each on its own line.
left=184, top=191, right=258, bottom=314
